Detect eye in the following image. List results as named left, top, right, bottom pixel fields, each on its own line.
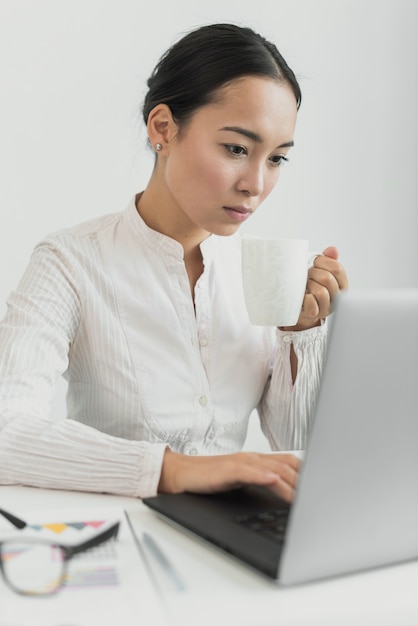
left=224, top=144, right=248, bottom=157
left=270, top=154, right=289, bottom=167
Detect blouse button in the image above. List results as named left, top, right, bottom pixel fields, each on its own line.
left=189, top=448, right=198, bottom=455
left=199, top=395, right=208, bottom=406
left=282, top=334, right=292, bottom=343
left=199, top=338, right=208, bottom=347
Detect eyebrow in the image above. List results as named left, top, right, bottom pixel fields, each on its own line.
left=219, top=126, right=294, bottom=149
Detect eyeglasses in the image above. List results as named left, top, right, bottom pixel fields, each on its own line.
left=0, top=507, right=119, bottom=596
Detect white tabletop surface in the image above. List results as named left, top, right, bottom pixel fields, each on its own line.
left=1, top=485, right=417, bottom=626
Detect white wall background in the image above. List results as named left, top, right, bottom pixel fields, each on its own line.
left=1, top=0, right=417, bottom=448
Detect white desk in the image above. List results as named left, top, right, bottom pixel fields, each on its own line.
left=1, top=485, right=417, bottom=626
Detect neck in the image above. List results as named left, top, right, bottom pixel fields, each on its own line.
left=135, top=181, right=207, bottom=297
left=135, top=179, right=210, bottom=258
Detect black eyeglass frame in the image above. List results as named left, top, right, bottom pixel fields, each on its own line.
left=0, top=507, right=120, bottom=596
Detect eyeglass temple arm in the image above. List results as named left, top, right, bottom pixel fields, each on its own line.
left=64, top=521, right=120, bottom=559
left=0, top=508, right=27, bottom=529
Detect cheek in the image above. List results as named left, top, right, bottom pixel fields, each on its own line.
left=187, top=144, right=231, bottom=186
left=199, top=160, right=232, bottom=191
left=263, top=169, right=281, bottom=200
left=172, top=149, right=232, bottom=197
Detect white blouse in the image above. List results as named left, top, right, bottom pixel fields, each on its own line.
left=0, top=197, right=327, bottom=498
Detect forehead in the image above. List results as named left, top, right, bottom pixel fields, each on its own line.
left=190, top=76, right=298, bottom=141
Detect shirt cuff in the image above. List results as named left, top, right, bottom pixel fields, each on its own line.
left=137, top=442, right=168, bottom=498
left=276, top=318, right=328, bottom=346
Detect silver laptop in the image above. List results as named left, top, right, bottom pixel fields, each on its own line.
left=143, top=288, right=418, bottom=585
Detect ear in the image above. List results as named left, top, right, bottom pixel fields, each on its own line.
left=147, top=104, right=178, bottom=152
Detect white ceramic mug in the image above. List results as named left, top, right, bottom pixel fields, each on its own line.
left=242, top=236, right=310, bottom=327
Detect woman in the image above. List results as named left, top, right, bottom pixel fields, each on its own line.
left=0, top=24, right=348, bottom=502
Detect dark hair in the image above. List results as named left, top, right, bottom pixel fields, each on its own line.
left=142, top=23, right=301, bottom=131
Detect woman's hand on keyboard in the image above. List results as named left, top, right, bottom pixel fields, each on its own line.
left=158, top=449, right=301, bottom=503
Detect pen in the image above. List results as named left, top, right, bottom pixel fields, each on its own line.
left=143, top=531, right=186, bottom=592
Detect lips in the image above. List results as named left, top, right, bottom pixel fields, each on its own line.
left=224, top=205, right=252, bottom=214
left=223, top=206, right=253, bottom=222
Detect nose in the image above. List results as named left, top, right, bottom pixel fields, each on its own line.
left=236, top=163, right=265, bottom=197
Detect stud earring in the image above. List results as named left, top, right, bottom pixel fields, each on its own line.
left=155, top=143, right=162, bottom=151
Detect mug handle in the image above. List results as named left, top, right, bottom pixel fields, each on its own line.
left=307, top=251, right=322, bottom=267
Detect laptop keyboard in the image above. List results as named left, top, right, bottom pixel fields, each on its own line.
left=235, top=509, right=289, bottom=542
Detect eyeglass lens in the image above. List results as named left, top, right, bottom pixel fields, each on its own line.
left=1, top=541, right=66, bottom=595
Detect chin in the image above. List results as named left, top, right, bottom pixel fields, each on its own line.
left=209, top=223, right=242, bottom=237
